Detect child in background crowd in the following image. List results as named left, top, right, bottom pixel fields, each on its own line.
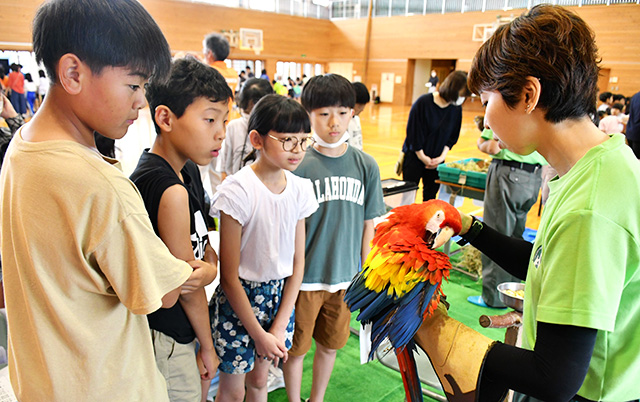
left=220, top=78, right=274, bottom=179
left=211, top=95, right=318, bottom=402
left=130, top=57, right=231, bottom=402
left=0, top=1, right=199, bottom=400
left=282, top=74, right=386, bottom=402
left=24, top=73, right=37, bottom=116
left=347, top=81, right=371, bottom=150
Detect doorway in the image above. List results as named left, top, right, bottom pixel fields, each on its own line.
left=410, top=59, right=456, bottom=104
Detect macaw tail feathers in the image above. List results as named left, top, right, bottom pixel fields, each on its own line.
left=396, top=341, right=423, bottom=402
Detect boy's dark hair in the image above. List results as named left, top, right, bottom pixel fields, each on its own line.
left=238, top=78, right=274, bottom=113
left=612, top=94, right=625, bottom=102
left=301, top=74, right=355, bottom=112
left=32, top=0, right=171, bottom=84
left=145, top=57, right=233, bottom=135
left=9, top=64, right=20, bottom=72
left=599, top=92, right=613, bottom=103
left=203, top=33, right=230, bottom=61
left=248, top=94, right=311, bottom=136
left=352, top=82, right=370, bottom=105
left=611, top=102, right=624, bottom=111
left=468, top=4, right=600, bottom=123
left=439, top=71, right=470, bottom=103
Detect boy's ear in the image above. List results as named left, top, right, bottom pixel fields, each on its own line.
left=249, top=130, right=264, bottom=149
left=154, top=105, right=174, bottom=133
left=57, top=53, right=85, bottom=95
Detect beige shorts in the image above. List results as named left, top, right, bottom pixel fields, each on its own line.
left=151, top=329, right=201, bottom=402
left=289, top=290, right=351, bottom=356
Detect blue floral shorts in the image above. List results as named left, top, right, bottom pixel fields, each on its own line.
left=211, top=278, right=295, bottom=374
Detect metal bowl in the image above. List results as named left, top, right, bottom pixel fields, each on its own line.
left=497, top=282, right=525, bottom=312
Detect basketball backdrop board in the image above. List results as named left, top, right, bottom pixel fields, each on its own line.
left=239, top=28, right=264, bottom=55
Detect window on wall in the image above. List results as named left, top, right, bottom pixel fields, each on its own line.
left=275, top=61, right=324, bottom=82
left=276, top=61, right=300, bottom=81
left=228, top=59, right=265, bottom=78
left=374, top=0, right=391, bottom=16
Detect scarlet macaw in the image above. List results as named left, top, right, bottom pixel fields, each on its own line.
left=344, top=199, right=462, bottom=402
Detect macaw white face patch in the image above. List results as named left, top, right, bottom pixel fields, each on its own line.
left=533, top=246, right=542, bottom=269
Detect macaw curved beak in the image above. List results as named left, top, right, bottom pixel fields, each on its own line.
left=424, top=229, right=437, bottom=249
left=432, top=226, right=456, bottom=250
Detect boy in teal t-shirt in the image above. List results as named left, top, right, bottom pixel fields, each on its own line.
left=282, top=74, right=385, bottom=402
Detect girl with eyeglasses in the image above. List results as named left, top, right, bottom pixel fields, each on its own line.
left=209, top=95, right=319, bottom=402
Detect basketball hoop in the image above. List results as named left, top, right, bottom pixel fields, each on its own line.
left=239, top=28, right=264, bottom=57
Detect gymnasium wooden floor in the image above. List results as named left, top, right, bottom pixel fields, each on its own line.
left=358, top=102, right=543, bottom=231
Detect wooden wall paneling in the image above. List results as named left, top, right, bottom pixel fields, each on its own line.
left=139, top=0, right=334, bottom=63
left=0, top=0, right=44, bottom=49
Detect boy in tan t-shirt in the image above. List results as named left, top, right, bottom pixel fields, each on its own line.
left=0, top=1, right=215, bottom=401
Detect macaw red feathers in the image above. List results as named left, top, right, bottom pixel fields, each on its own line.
left=344, top=199, right=461, bottom=361
left=361, top=200, right=458, bottom=299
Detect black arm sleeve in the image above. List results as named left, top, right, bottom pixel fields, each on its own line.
left=479, top=322, right=597, bottom=401
left=468, top=221, right=533, bottom=280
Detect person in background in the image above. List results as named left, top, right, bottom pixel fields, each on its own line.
left=467, top=126, right=546, bottom=308
left=211, top=95, right=318, bottom=402
left=426, top=69, right=439, bottom=93
left=221, top=78, right=274, bottom=179
left=282, top=74, right=386, bottom=402
left=598, top=102, right=626, bottom=134
left=260, top=69, right=269, bottom=81
left=203, top=33, right=238, bottom=95
left=625, top=90, right=640, bottom=158
left=0, top=0, right=202, bottom=400
left=418, top=5, right=640, bottom=401
left=202, top=33, right=238, bottom=198
left=237, top=70, right=246, bottom=95
left=36, top=70, right=49, bottom=110
left=347, top=81, right=370, bottom=151
left=401, top=70, right=469, bottom=201
left=245, top=66, right=254, bottom=78
left=24, top=73, right=38, bottom=116
left=6, top=64, right=26, bottom=116
left=597, top=91, right=613, bottom=113
left=273, top=78, right=288, bottom=96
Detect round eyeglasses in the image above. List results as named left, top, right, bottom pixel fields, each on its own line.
left=267, top=134, right=316, bottom=152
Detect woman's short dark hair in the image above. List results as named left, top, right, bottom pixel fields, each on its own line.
left=468, top=4, right=600, bottom=123
left=248, top=95, right=311, bottom=136
left=352, top=82, right=370, bottom=104
left=145, top=57, right=233, bottom=134
left=238, top=78, right=274, bottom=113
left=301, top=74, right=355, bottom=112
left=439, top=71, right=470, bottom=103
left=24, top=73, right=33, bottom=82
left=203, top=33, right=230, bottom=61
left=32, top=0, right=171, bottom=83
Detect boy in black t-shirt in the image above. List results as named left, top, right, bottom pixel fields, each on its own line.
left=130, top=57, right=232, bottom=401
